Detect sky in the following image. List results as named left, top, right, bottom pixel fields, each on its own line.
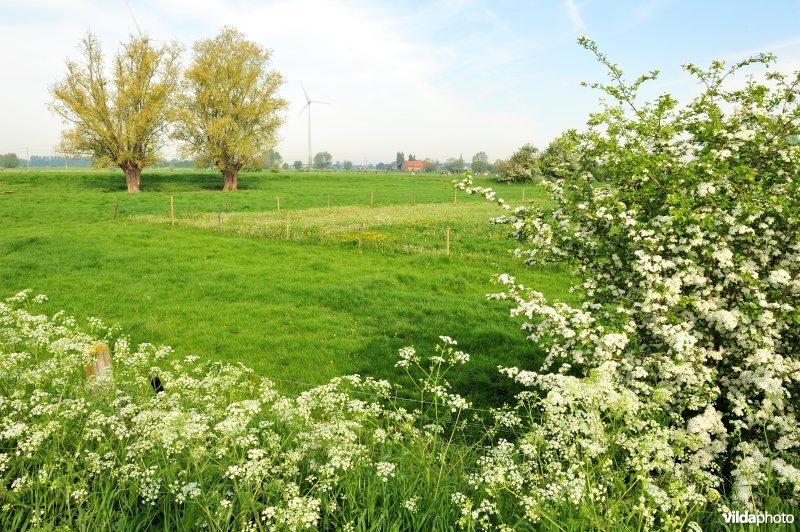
left=1, top=0, right=800, bottom=165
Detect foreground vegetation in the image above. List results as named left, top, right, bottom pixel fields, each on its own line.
left=0, top=296, right=493, bottom=530
left=0, top=292, right=787, bottom=531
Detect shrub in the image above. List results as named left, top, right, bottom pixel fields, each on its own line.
left=457, top=37, right=800, bottom=528
left=496, top=144, right=540, bottom=183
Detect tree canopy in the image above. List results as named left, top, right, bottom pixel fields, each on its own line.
left=497, top=143, right=540, bottom=183
left=471, top=151, right=489, bottom=174
left=0, top=153, right=19, bottom=168
left=492, top=158, right=506, bottom=175
left=173, top=27, right=288, bottom=191
left=313, top=151, right=332, bottom=170
left=267, top=150, right=283, bottom=166
left=443, top=157, right=464, bottom=173
left=423, top=158, right=440, bottom=173
left=50, top=33, right=181, bottom=192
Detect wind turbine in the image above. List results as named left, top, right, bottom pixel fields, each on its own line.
left=125, top=0, right=144, bottom=36
left=124, top=0, right=170, bottom=43
left=298, top=82, right=328, bottom=171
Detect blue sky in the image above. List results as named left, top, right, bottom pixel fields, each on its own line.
left=1, top=0, right=799, bottom=164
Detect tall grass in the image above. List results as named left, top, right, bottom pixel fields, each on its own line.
left=0, top=294, right=499, bottom=530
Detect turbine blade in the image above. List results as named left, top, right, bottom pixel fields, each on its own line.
left=310, top=100, right=330, bottom=105
left=300, top=81, right=309, bottom=102
left=297, top=102, right=310, bottom=117
left=125, top=0, right=143, bottom=36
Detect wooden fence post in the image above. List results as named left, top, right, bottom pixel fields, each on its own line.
left=327, top=193, right=331, bottom=209
left=522, top=188, right=525, bottom=202
left=454, top=189, right=458, bottom=205
left=370, top=191, right=374, bottom=208
left=114, top=202, right=119, bottom=220
left=83, top=344, right=112, bottom=379
left=446, top=227, right=451, bottom=256
left=358, top=223, right=363, bottom=254
left=413, top=192, right=416, bottom=206
left=285, top=212, right=291, bottom=240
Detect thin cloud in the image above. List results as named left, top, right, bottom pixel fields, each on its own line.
left=722, top=37, right=800, bottom=62
left=630, top=0, right=673, bottom=28
left=563, top=0, right=585, bottom=30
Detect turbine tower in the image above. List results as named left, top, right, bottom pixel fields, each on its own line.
left=125, top=0, right=143, bottom=35
left=124, top=0, right=170, bottom=42
left=298, top=82, right=328, bottom=171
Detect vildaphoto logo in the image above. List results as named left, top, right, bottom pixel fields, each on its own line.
left=723, top=511, right=795, bottom=525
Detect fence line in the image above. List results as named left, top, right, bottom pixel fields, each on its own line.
left=126, top=188, right=544, bottom=257
left=162, top=212, right=460, bottom=257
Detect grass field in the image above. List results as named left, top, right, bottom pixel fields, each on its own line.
left=0, top=168, right=573, bottom=405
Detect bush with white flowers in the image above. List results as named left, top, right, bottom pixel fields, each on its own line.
left=457, top=37, right=800, bottom=527
left=0, top=291, right=492, bottom=530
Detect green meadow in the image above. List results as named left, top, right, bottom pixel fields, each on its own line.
left=0, top=169, right=573, bottom=405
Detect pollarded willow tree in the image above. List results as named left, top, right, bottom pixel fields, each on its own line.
left=50, top=33, right=181, bottom=193
left=458, top=38, right=800, bottom=526
left=174, top=27, right=288, bottom=191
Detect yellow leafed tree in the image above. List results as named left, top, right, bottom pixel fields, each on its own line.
left=50, top=33, right=181, bottom=193
left=174, top=27, right=288, bottom=191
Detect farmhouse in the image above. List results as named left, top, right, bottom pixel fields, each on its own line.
left=401, top=160, right=425, bottom=172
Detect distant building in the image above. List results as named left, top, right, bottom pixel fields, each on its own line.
left=401, top=160, right=425, bottom=172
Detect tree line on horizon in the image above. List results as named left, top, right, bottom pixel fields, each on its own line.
left=0, top=154, right=94, bottom=169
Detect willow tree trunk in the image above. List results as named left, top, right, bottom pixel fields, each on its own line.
left=123, top=167, right=142, bottom=193
left=222, top=169, right=239, bottom=191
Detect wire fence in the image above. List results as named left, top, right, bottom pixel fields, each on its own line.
left=119, top=190, right=534, bottom=260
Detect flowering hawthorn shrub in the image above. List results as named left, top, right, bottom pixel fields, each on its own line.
left=457, top=38, right=800, bottom=527
left=496, top=143, right=541, bottom=184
